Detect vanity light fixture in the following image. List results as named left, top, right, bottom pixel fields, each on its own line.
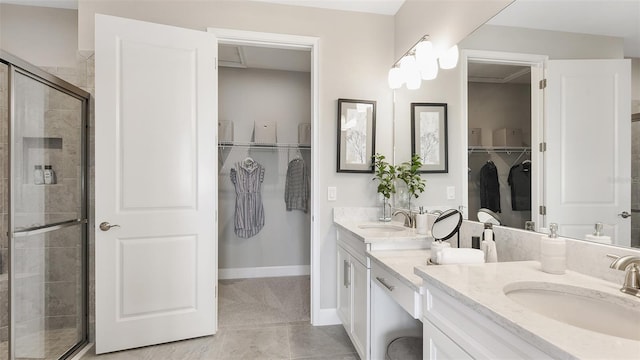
left=439, top=45, right=459, bottom=70
left=388, top=35, right=459, bottom=89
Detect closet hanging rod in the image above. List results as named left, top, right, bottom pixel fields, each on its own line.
left=468, top=146, right=530, bottom=154
left=218, top=142, right=310, bottom=149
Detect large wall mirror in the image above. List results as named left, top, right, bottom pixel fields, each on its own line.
left=393, top=0, right=640, bottom=249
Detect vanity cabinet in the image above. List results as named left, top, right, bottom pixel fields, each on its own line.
left=422, top=284, right=550, bottom=360
left=337, top=229, right=370, bottom=360
left=423, top=320, right=472, bottom=360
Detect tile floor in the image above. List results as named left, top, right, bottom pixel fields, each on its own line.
left=0, top=327, right=79, bottom=360
left=80, top=276, right=358, bottom=360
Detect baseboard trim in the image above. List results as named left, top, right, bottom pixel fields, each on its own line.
left=219, top=265, right=310, bottom=280
left=313, top=308, right=341, bottom=326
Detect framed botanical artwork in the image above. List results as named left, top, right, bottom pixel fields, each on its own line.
left=411, top=102, right=448, bottom=173
left=337, top=98, right=376, bottom=173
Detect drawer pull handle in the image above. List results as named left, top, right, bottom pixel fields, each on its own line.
left=376, top=277, right=395, bottom=291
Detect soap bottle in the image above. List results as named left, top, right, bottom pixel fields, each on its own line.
left=43, top=165, right=56, bottom=185
left=585, top=222, right=611, bottom=244
left=415, top=206, right=428, bottom=235
left=34, top=165, right=44, bottom=185
left=540, top=223, right=566, bottom=274
left=481, top=223, right=498, bottom=263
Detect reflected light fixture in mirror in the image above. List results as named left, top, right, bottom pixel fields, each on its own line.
left=388, top=35, right=460, bottom=89
left=416, top=40, right=439, bottom=80
left=439, top=45, right=459, bottom=69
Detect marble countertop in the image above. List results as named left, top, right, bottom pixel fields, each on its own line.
left=368, top=249, right=430, bottom=292
left=334, top=219, right=431, bottom=243
left=414, top=261, right=640, bottom=359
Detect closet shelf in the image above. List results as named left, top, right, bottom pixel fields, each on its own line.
left=468, top=146, right=530, bottom=154
left=218, top=142, right=310, bottom=149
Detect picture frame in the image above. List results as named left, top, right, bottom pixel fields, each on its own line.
left=337, top=98, right=376, bottom=173
left=411, top=102, right=448, bottom=173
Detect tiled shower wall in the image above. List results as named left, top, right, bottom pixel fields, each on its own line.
left=41, top=50, right=95, bottom=342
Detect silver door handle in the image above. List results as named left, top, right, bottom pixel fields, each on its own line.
left=99, top=222, right=121, bottom=231
left=618, top=211, right=631, bottom=219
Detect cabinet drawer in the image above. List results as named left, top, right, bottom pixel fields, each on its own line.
left=372, top=262, right=421, bottom=319
left=337, top=229, right=369, bottom=266
left=423, top=284, right=551, bottom=359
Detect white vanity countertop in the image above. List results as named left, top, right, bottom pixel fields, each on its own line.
left=368, top=249, right=430, bottom=292
left=414, top=261, right=640, bottom=359
left=334, top=219, right=431, bottom=243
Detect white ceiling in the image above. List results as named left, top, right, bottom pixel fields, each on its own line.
left=253, top=0, right=405, bottom=15
left=487, top=0, right=640, bottom=57
left=0, top=0, right=77, bottom=9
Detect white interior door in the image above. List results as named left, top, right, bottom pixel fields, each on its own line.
left=545, top=59, right=631, bottom=245
left=95, top=14, right=218, bottom=353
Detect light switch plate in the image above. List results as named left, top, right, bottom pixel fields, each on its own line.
left=447, top=186, right=455, bottom=200
left=328, top=186, right=337, bottom=201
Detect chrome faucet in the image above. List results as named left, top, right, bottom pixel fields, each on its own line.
left=607, top=254, right=640, bottom=298
left=392, top=209, right=414, bottom=228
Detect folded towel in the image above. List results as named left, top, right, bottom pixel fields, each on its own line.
left=436, top=248, right=485, bottom=265
left=481, top=240, right=498, bottom=263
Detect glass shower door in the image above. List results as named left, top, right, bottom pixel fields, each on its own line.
left=1, top=60, right=9, bottom=360
left=10, top=68, right=86, bottom=360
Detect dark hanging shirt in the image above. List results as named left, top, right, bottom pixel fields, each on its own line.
left=480, top=161, right=501, bottom=213
left=508, top=162, right=531, bottom=211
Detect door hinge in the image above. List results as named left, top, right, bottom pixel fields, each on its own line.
left=539, top=142, right=547, bottom=152
left=539, top=78, right=547, bottom=89
left=215, top=57, right=218, bottom=70
left=215, top=285, right=218, bottom=299
left=539, top=205, right=547, bottom=215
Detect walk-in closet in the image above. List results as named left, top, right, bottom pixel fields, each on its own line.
left=217, top=44, right=312, bottom=327
left=467, top=62, right=532, bottom=229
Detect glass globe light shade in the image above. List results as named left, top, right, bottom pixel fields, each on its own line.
left=388, top=67, right=403, bottom=89
left=400, top=55, right=421, bottom=90
left=439, top=45, right=459, bottom=70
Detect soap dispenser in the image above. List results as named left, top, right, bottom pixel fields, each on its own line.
left=540, top=223, right=566, bottom=274
left=585, top=222, right=612, bottom=244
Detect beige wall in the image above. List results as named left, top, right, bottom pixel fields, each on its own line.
left=0, top=4, right=78, bottom=68
left=462, top=24, right=625, bottom=59
left=78, top=0, right=396, bottom=313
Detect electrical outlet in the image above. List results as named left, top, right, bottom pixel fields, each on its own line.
left=328, top=186, right=337, bottom=201
left=447, top=186, right=455, bottom=200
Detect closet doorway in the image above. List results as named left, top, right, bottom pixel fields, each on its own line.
left=461, top=51, right=545, bottom=230
left=210, top=29, right=318, bottom=329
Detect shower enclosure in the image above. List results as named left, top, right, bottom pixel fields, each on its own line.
left=0, top=51, right=89, bottom=360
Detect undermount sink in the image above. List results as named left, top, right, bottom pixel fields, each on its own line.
left=504, top=281, right=640, bottom=341
left=358, top=224, right=407, bottom=232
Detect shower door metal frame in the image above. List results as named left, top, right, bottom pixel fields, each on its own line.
left=1, top=50, right=90, bottom=360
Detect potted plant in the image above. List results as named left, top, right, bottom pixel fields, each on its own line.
left=373, top=153, right=396, bottom=221
left=396, top=153, right=426, bottom=211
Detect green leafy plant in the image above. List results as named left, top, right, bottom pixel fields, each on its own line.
left=372, top=153, right=396, bottom=199
left=396, top=153, right=426, bottom=202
